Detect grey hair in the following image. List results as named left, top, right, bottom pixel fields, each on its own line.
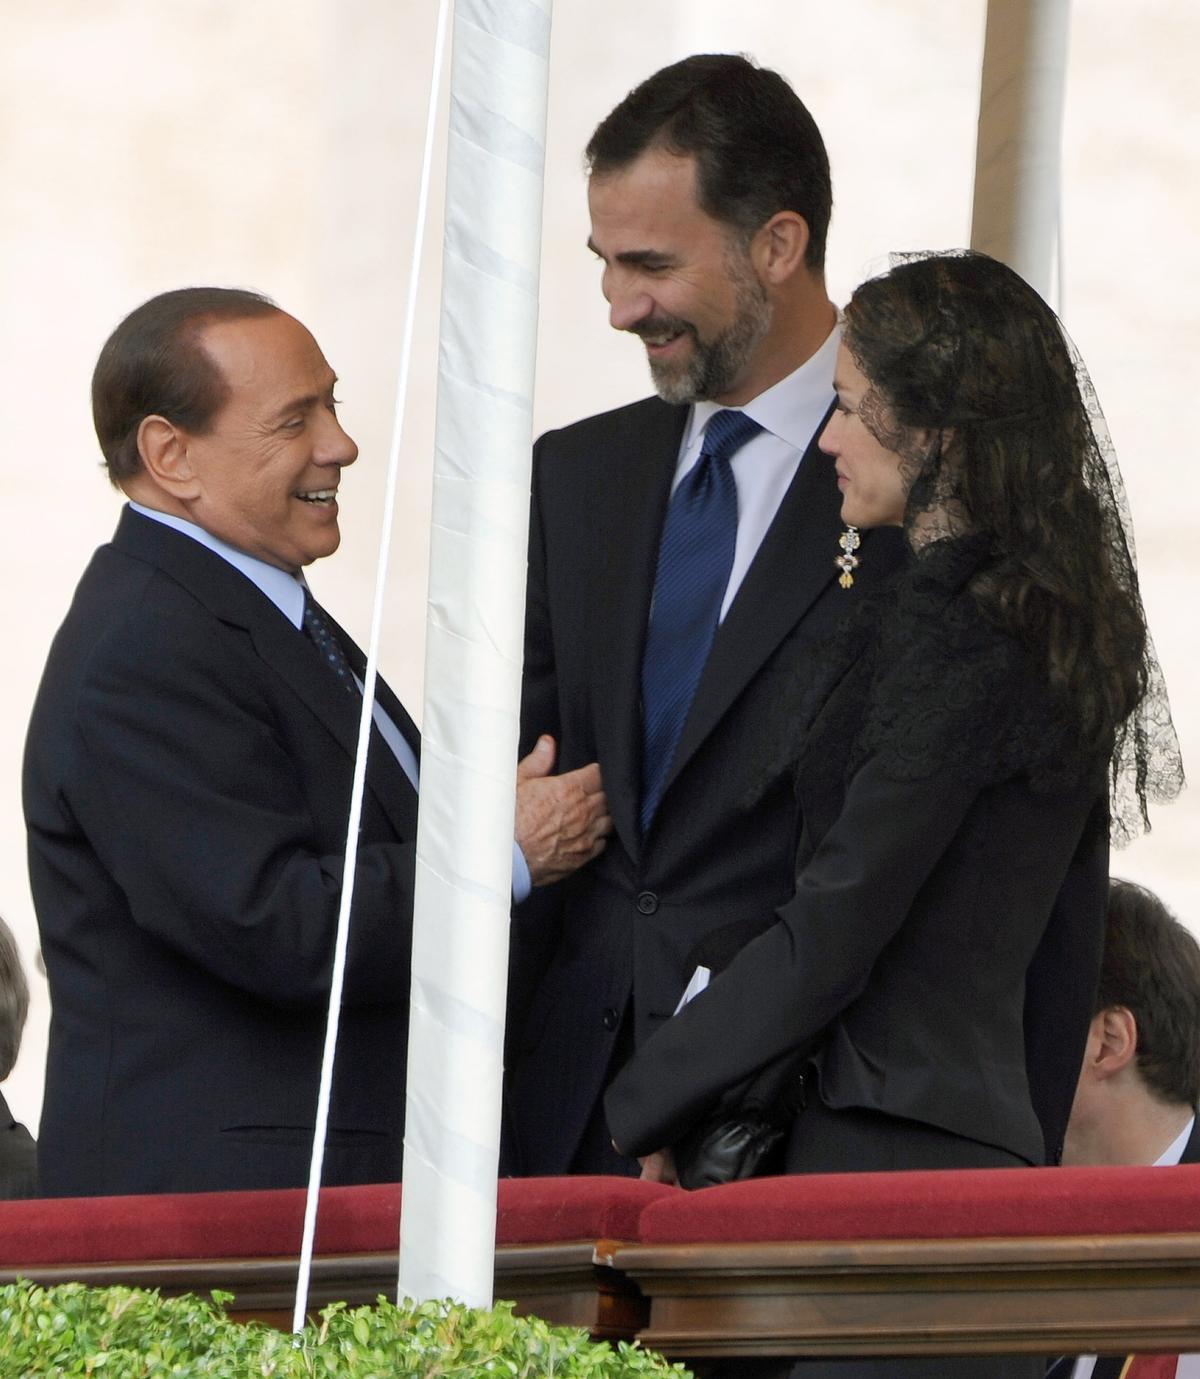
left=0, top=919, right=29, bottom=1080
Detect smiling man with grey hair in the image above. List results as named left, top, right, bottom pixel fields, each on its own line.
left=25, top=287, right=610, bottom=1197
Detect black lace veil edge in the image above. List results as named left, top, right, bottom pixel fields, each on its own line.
left=882, top=250, right=1184, bottom=845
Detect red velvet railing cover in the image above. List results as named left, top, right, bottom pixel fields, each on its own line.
left=0, top=1177, right=674, bottom=1267
left=636, top=1164, right=1200, bottom=1244
left=2, top=1166, right=1197, bottom=1267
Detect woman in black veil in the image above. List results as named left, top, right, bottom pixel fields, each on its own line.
left=604, top=251, right=1184, bottom=1379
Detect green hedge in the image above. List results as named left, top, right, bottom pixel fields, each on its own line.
left=0, top=1281, right=691, bottom=1378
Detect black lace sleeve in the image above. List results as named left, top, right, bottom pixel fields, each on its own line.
left=785, top=536, right=1101, bottom=823
left=847, top=540, right=1089, bottom=792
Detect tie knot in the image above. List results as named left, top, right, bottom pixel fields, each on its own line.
left=700, top=409, right=764, bottom=463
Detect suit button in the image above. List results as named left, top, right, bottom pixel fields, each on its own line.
left=636, top=891, right=659, bottom=915
left=602, top=1007, right=620, bottom=1031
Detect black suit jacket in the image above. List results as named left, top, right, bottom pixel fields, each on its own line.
left=0, top=1092, right=37, bottom=1199
left=24, top=507, right=420, bottom=1195
left=605, top=540, right=1108, bottom=1168
left=506, top=393, right=906, bottom=1174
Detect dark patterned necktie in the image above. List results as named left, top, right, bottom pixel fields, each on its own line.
left=303, top=596, right=359, bottom=696
left=639, top=408, right=764, bottom=833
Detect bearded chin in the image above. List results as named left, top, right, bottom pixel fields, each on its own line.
left=647, top=292, right=772, bottom=405
left=649, top=350, right=706, bottom=405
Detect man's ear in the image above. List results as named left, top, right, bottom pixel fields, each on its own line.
left=1090, top=1005, right=1139, bottom=1081
left=750, top=210, right=810, bottom=286
left=137, top=415, right=200, bottom=499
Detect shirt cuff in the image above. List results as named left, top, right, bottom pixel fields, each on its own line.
left=511, top=841, right=532, bottom=904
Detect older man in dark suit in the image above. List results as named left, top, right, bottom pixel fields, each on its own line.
left=0, top=917, right=36, bottom=1199
left=24, top=288, right=609, bottom=1196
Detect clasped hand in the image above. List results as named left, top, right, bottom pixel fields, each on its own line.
left=515, top=735, right=613, bottom=886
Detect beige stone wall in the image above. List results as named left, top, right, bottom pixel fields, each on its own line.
left=2, top=0, right=1196, bottom=1133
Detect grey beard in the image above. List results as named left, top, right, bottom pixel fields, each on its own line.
left=647, top=282, right=772, bottom=405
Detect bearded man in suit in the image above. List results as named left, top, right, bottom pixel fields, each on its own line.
left=504, top=54, right=907, bottom=1177
left=25, top=287, right=610, bottom=1196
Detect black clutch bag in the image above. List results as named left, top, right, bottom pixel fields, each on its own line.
left=670, top=913, right=815, bottom=1191
left=673, top=1045, right=811, bottom=1190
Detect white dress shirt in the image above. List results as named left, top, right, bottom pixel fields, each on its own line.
left=674, top=320, right=840, bottom=621
left=128, top=502, right=532, bottom=899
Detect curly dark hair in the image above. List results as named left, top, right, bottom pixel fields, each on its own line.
left=842, top=252, right=1149, bottom=771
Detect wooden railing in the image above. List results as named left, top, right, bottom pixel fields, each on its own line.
left=2, top=1166, right=1199, bottom=1363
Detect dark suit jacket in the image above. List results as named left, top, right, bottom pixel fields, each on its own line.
left=24, top=507, right=420, bottom=1196
left=506, top=393, right=906, bottom=1174
left=0, top=1091, right=37, bottom=1199
left=605, top=539, right=1108, bottom=1169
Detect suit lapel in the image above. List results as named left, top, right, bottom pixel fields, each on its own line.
left=113, top=507, right=418, bottom=842
left=662, top=412, right=843, bottom=798
left=588, top=401, right=688, bottom=861
left=245, top=605, right=419, bottom=842
left=322, top=606, right=421, bottom=839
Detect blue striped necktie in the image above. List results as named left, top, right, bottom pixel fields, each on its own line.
left=640, top=409, right=764, bottom=833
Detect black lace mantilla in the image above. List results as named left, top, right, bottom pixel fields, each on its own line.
left=836, top=250, right=1183, bottom=842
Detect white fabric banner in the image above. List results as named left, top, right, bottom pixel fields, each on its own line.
left=398, top=0, right=552, bottom=1309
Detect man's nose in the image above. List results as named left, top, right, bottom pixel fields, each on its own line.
left=608, top=285, right=655, bottom=334
left=316, top=415, right=358, bottom=468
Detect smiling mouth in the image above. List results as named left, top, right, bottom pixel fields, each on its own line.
left=634, top=317, right=693, bottom=353
left=641, top=329, right=685, bottom=349
left=296, top=489, right=338, bottom=505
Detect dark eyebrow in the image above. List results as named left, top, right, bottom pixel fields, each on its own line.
left=585, top=239, right=674, bottom=270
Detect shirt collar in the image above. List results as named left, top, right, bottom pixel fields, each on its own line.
left=128, top=502, right=307, bottom=628
left=1154, top=1114, right=1196, bottom=1167
left=685, top=318, right=841, bottom=452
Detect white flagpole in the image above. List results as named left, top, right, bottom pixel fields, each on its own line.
left=397, top=0, right=553, bottom=1308
left=970, top=0, right=1071, bottom=299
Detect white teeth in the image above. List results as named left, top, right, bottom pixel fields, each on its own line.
left=298, top=490, right=336, bottom=503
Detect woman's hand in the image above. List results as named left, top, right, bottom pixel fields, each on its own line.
left=638, top=1148, right=678, bottom=1184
